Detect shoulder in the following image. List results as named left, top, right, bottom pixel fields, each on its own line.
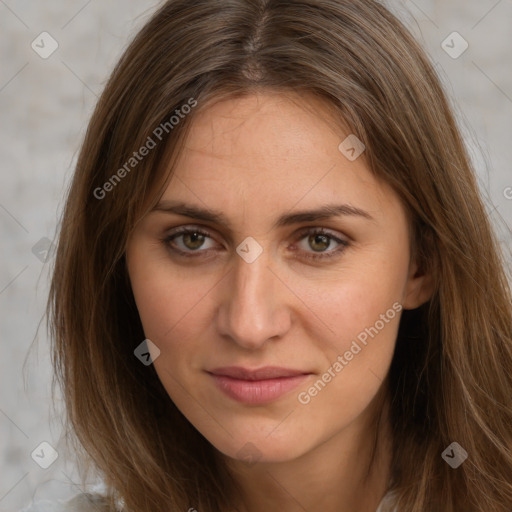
left=20, top=492, right=115, bottom=512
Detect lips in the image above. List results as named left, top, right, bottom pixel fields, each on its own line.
left=209, top=366, right=309, bottom=380
left=207, top=366, right=312, bottom=405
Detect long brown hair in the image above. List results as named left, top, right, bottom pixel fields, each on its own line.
left=46, top=0, right=512, bottom=510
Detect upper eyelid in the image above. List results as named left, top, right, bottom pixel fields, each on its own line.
left=165, top=224, right=346, bottom=241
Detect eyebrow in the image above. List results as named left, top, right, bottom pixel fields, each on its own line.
left=151, top=200, right=374, bottom=230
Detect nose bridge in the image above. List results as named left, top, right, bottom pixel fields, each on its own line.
left=218, top=247, right=289, bottom=349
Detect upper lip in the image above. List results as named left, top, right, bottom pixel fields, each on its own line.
left=207, top=366, right=311, bottom=381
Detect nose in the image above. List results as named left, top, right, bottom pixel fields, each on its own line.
left=216, top=246, right=291, bottom=350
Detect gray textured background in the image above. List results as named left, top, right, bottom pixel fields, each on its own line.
left=1, top=1, right=511, bottom=510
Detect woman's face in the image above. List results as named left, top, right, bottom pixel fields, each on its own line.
left=125, top=91, right=430, bottom=464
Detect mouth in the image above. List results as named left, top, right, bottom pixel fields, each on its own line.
left=206, top=366, right=313, bottom=405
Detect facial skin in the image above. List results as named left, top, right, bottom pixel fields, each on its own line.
left=125, top=91, right=433, bottom=512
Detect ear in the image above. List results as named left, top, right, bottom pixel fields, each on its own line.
left=402, top=257, right=435, bottom=310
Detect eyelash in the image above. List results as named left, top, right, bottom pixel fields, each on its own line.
left=161, top=226, right=350, bottom=262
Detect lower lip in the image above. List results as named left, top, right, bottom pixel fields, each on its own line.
left=209, top=373, right=310, bottom=405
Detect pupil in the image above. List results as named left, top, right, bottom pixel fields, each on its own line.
left=311, top=234, right=328, bottom=252
left=185, top=232, right=204, bottom=249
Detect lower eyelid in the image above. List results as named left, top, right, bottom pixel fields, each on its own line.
left=296, top=233, right=345, bottom=250
left=297, top=240, right=349, bottom=261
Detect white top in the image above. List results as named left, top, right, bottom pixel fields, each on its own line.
left=21, top=490, right=398, bottom=512
left=376, top=490, right=398, bottom=512
left=20, top=493, right=110, bottom=512
left=20, top=481, right=121, bottom=512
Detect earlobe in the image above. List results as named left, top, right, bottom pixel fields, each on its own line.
left=402, top=260, right=435, bottom=310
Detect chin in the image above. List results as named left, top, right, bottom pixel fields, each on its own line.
left=206, top=425, right=312, bottom=465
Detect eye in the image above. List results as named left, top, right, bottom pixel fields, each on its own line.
left=293, top=227, right=349, bottom=261
left=162, top=227, right=217, bottom=257
left=161, top=226, right=350, bottom=261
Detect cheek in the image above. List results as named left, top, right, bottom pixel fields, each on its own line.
left=313, top=286, right=401, bottom=395
left=127, top=243, right=214, bottom=344
left=300, top=247, right=406, bottom=396
left=314, top=247, right=407, bottom=343
left=326, top=278, right=403, bottom=349
left=128, top=263, right=211, bottom=399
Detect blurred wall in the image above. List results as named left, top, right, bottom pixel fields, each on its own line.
left=1, top=0, right=511, bottom=510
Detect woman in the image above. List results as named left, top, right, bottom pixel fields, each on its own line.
left=30, top=0, right=512, bottom=511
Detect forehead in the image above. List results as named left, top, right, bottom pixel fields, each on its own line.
left=171, top=92, right=371, bottom=191
left=181, top=91, right=347, bottom=164
left=149, top=91, right=402, bottom=230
